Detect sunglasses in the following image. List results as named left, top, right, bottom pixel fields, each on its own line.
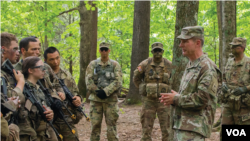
left=153, top=49, right=163, bottom=53
left=31, top=65, right=46, bottom=71
left=100, top=48, right=109, bottom=52
left=231, top=45, right=242, bottom=49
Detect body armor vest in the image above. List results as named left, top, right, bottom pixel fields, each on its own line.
left=93, top=59, right=116, bottom=89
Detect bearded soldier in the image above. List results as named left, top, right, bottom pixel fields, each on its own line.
left=133, top=42, right=172, bottom=141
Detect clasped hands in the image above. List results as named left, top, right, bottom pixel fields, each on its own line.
left=159, top=90, right=178, bottom=105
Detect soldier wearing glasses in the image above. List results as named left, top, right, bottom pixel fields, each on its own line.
left=86, top=42, right=123, bottom=141
left=133, top=42, right=172, bottom=141
left=220, top=37, right=250, bottom=138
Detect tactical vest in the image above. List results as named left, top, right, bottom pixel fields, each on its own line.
left=93, top=59, right=116, bottom=89
left=140, top=58, right=172, bottom=99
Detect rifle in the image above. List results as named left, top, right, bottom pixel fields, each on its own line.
left=58, top=79, right=90, bottom=122
left=37, top=80, right=79, bottom=141
left=1, top=59, right=18, bottom=125
left=23, top=83, right=63, bottom=140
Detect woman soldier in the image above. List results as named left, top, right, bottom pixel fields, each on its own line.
left=20, top=56, right=56, bottom=141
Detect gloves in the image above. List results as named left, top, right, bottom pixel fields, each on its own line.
left=95, top=90, right=107, bottom=99
left=51, top=98, right=62, bottom=111
left=222, top=83, right=228, bottom=93
left=233, top=86, right=248, bottom=96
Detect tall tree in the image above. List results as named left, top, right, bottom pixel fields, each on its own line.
left=126, top=1, right=150, bottom=104
left=217, top=1, right=236, bottom=71
left=171, top=1, right=199, bottom=92
left=90, top=3, right=97, bottom=61
left=78, top=1, right=93, bottom=98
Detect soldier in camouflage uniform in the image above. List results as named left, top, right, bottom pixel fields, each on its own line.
left=220, top=37, right=250, bottom=139
left=44, top=47, right=83, bottom=141
left=14, top=37, right=63, bottom=141
left=20, top=56, right=55, bottom=141
left=86, top=42, right=122, bottom=141
left=133, top=42, right=172, bottom=141
left=1, top=32, right=25, bottom=141
left=160, top=26, right=221, bottom=141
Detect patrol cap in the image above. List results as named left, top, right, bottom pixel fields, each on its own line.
left=177, top=26, right=204, bottom=40
left=99, top=42, right=110, bottom=49
left=229, top=37, right=247, bottom=48
left=151, top=42, right=164, bottom=50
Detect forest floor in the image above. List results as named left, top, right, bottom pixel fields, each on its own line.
left=75, top=100, right=221, bottom=141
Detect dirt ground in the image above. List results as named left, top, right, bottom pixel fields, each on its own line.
left=75, top=102, right=221, bottom=141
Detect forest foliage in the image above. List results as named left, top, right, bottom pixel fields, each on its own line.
left=1, top=1, right=250, bottom=89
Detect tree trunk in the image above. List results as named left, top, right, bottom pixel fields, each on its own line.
left=126, top=1, right=150, bottom=104
left=69, top=13, right=73, bottom=75
left=217, top=1, right=223, bottom=71
left=217, top=1, right=236, bottom=72
left=171, top=1, right=199, bottom=92
left=44, top=1, right=48, bottom=49
left=89, top=3, right=97, bottom=62
left=78, top=1, right=93, bottom=98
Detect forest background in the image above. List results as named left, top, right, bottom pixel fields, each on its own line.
left=1, top=1, right=250, bottom=103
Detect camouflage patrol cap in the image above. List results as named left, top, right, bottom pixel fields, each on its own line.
left=177, top=26, right=204, bottom=40
left=229, top=37, right=247, bottom=48
left=99, top=42, right=110, bottom=49
left=151, top=42, right=164, bottom=50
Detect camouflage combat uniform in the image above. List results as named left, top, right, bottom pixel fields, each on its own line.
left=172, top=26, right=221, bottom=141
left=86, top=42, right=122, bottom=141
left=19, top=80, right=58, bottom=141
left=1, top=60, right=24, bottom=141
left=53, top=67, right=83, bottom=141
left=1, top=93, right=20, bottom=141
left=221, top=38, right=250, bottom=127
left=133, top=42, right=172, bottom=141
left=14, top=60, right=61, bottom=141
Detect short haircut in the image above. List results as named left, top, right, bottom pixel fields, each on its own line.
left=19, top=37, right=37, bottom=51
left=22, top=56, right=41, bottom=78
left=1, top=32, right=18, bottom=48
left=44, top=46, right=60, bottom=60
left=192, top=37, right=204, bottom=47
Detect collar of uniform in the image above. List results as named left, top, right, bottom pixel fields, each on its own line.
left=98, top=58, right=111, bottom=66
left=187, top=53, right=207, bottom=69
left=150, top=58, right=164, bottom=67
left=26, top=80, right=40, bottom=90
left=233, top=54, right=246, bottom=66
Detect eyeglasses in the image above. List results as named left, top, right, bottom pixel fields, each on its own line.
left=31, top=65, right=46, bottom=71
left=153, top=49, right=163, bottom=53
left=100, top=48, right=109, bottom=52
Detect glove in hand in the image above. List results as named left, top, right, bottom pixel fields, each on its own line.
left=95, top=90, right=107, bottom=99
left=233, top=86, right=248, bottom=96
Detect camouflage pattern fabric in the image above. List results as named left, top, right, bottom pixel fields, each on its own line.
left=173, top=130, right=205, bottom=141
left=133, top=57, right=172, bottom=141
left=89, top=101, right=119, bottom=141
left=86, top=58, right=122, bottom=141
left=177, top=26, right=204, bottom=40
left=220, top=54, right=250, bottom=140
left=54, top=122, right=78, bottom=141
left=0, top=70, right=25, bottom=141
left=86, top=58, right=122, bottom=102
left=140, top=98, right=170, bottom=141
left=53, top=68, right=82, bottom=140
left=172, top=53, right=221, bottom=138
left=229, top=37, right=247, bottom=48
left=14, top=60, right=63, bottom=100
